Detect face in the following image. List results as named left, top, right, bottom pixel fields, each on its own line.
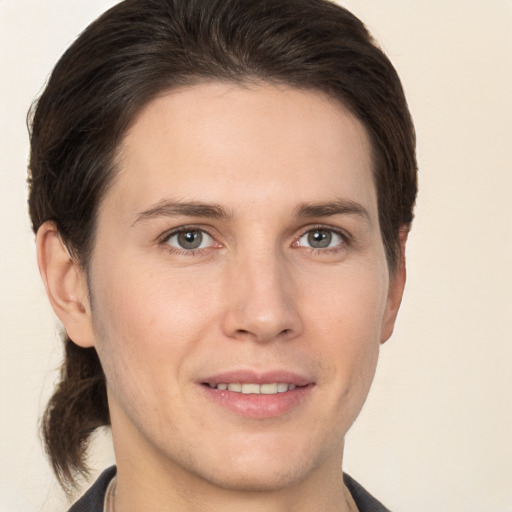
left=84, top=82, right=404, bottom=493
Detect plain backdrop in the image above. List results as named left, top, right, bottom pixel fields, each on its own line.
left=1, top=1, right=511, bottom=511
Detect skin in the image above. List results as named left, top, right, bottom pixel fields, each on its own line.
left=37, top=82, right=406, bottom=511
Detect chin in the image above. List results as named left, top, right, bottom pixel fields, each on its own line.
left=200, top=460, right=314, bottom=493
left=180, top=434, right=341, bottom=494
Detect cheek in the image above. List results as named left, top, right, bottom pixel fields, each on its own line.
left=303, top=264, right=388, bottom=393
left=93, top=258, right=216, bottom=339
left=88, top=263, right=219, bottom=398
left=304, top=261, right=389, bottom=341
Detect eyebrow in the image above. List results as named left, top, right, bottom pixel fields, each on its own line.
left=132, top=198, right=370, bottom=225
left=133, top=200, right=232, bottom=225
left=296, top=199, right=371, bottom=222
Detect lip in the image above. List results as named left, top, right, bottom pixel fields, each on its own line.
left=197, top=369, right=315, bottom=419
left=199, top=369, right=313, bottom=387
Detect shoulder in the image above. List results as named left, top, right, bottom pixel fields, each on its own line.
left=67, top=466, right=117, bottom=512
left=344, top=473, right=392, bottom=512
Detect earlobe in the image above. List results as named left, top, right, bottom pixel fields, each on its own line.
left=380, top=227, right=408, bottom=344
left=36, top=221, right=96, bottom=348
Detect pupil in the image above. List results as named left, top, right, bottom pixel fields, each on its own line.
left=178, top=230, right=202, bottom=249
left=308, top=229, right=331, bottom=248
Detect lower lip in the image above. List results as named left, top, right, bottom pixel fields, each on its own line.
left=199, top=384, right=314, bottom=418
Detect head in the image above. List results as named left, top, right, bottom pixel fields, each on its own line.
left=29, top=0, right=416, bottom=495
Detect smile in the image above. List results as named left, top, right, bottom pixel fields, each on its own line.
left=206, top=383, right=298, bottom=394
left=200, top=372, right=314, bottom=418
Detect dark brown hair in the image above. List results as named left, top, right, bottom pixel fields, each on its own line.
left=28, top=0, right=417, bottom=492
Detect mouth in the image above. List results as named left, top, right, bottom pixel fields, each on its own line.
left=203, top=382, right=300, bottom=394
left=198, top=371, right=314, bottom=418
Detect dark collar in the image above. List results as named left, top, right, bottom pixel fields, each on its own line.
left=67, top=466, right=117, bottom=512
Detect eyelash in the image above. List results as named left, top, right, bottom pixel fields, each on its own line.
left=295, top=225, right=350, bottom=254
left=159, top=224, right=350, bottom=256
left=160, top=225, right=218, bottom=256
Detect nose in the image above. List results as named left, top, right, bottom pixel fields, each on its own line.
left=220, top=249, right=303, bottom=344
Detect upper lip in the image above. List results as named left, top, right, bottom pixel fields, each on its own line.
left=199, top=369, right=313, bottom=387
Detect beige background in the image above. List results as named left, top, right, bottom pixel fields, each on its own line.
left=1, top=1, right=511, bottom=510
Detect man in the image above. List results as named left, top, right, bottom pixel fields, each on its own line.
left=29, top=0, right=417, bottom=510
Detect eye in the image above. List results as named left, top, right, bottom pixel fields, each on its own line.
left=165, top=229, right=214, bottom=250
left=297, top=228, right=346, bottom=249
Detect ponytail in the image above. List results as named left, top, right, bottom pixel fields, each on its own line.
left=41, top=338, right=109, bottom=493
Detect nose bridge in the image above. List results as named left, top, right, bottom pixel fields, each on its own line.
left=221, top=244, right=302, bottom=343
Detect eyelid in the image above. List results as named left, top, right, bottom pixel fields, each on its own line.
left=295, top=224, right=351, bottom=244
left=158, top=225, right=222, bottom=257
left=158, top=224, right=216, bottom=243
left=156, top=223, right=350, bottom=253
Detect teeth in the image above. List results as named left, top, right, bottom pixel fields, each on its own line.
left=212, top=383, right=298, bottom=394
left=260, top=383, right=277, bottom=394
left=242, top=383, right=260, bottom=394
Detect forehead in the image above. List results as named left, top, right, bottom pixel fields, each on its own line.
left=107, top=82, right=376, bottom=220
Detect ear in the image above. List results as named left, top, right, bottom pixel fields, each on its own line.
left=36, top=221, right=95, bottom=348
left=380, top=227, right=408, bottom=344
